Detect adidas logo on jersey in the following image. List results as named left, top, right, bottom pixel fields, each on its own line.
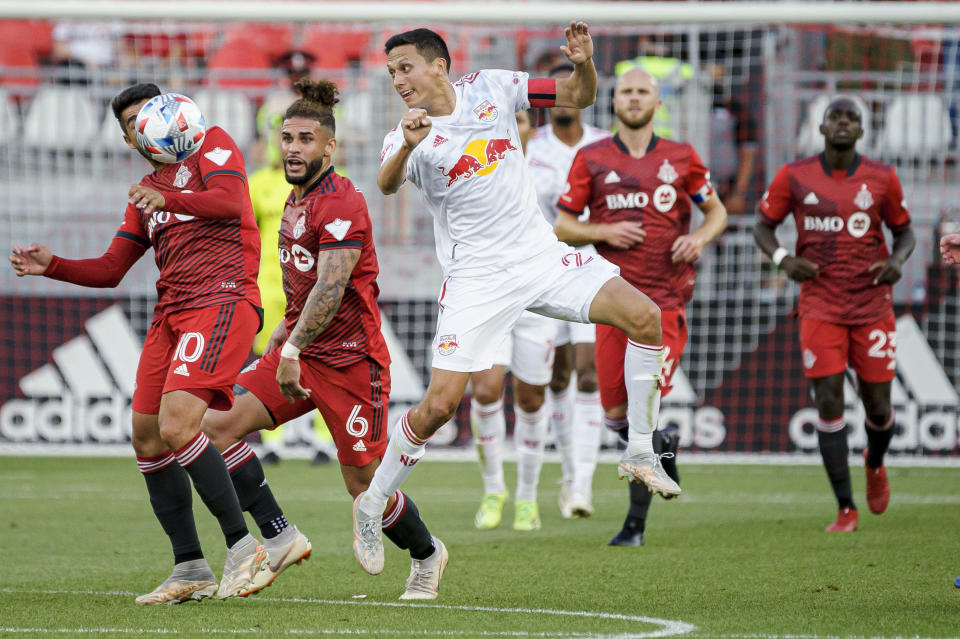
left=434, top=135, right=447, bottom=147
left=174, top=364, right=190, bottom=377
left=352, top=440, right=367, bottom=452
left=803, top=192, right=820, bottom=205
left=604, top=170, right=621, bottom=184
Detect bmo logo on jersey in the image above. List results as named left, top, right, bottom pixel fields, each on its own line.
left=802, top=213, right=872, bottom=238
left=605, top=185, right=677, bottom=213
left=278, top=244, right=315, bottom=272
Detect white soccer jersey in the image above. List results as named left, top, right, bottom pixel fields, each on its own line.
left=525, top=124, right=610, bottom=225
left=380, top=69, right=556, bottom=276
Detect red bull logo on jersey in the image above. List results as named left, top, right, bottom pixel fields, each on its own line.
left=437, top=137, right=519, bottom=187
left=437, top=334, right=459, bottom=356
left=472, top=100, right=499, bottom=122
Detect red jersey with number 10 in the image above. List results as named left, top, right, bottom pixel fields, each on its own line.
left=759, top=153, right=911, bottom=325
left=559, top=135, right=714, bottom=310
left=116, top=126, right=261, bottom=319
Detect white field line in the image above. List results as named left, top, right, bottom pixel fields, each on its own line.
left=2, top=444, right=960, bottom=468
left=0, top=587, right=696, bottom=639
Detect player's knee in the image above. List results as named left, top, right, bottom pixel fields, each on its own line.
left=471, top=384, right=502, bottom=405
left=549, top=368, right=571, bottom=393
left=815, top=394, right=844, bottom=420
left=422, top=395, right=460, bottom=428
left=576, top=367, right=598, bottom=393
left=515, top=388, right=546, bottom=413
left=865, top=405, right=892, bottom=430
left=623, top=302, right=661, bottom=343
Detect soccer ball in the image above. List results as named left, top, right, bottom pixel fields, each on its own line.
left=135, top=93, right=206, bottom=164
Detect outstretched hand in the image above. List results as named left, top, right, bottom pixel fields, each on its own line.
left=561, top=21, right=593, bottom=65
left=9, top=243, right=52, bottom=277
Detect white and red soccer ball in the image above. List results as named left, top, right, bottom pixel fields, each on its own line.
left=135, top=93, right=206, bottom=164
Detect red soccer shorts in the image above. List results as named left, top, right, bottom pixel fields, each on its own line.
left=596, top=308, right=688, bottom=410
left=799, top=314, right=896, bottom=382
left=236, top=349, right=390, bottom=467
left=133, top=301, right=260, bottom=414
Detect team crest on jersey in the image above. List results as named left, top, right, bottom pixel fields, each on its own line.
left=173, top=165, right=192, bottom=188
left=854, top=184, right=874, bottom=210
left=847, top=212, right=871, bottom=238
left=293, top=213, right=307, bottom=239
left=473, top=100, right=499, bottom=122
left=657, top=159, right=679, bottom=184
left=437, top=334, right=458, bottom=356
left=653, top=184, right=678, bottom=212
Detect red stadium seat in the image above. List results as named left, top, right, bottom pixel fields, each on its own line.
left=301, top=27, right=371, bottom=69
left=224, top=23, right=294, bottom=59
left=0, top=46, right=40, bottom=90
left=205, top=40, right=272, bottom=88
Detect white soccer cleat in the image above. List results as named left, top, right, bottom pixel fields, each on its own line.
left=216, top=536, right=269, bottom=599
left=243, top=525, right=312, bottom=595
left=353, top=492, right=385, bottom=575
left=557, top=479, right=574, bottom=519
left=399, top=536, right=449, bottom=600
left=135, top=577, right=217, bottom=605
left=568, top=491, right=594, bottom=519
left=618, top=452, right=681, bottom=497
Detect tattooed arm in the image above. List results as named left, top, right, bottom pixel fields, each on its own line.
left=276, top=247, right=361, bottom=401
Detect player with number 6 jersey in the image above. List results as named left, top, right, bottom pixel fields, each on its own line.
left=754, top=96, right=915, bottom=533
left=200, top=79, right=443, bottom=601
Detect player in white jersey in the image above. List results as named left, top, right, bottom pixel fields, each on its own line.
left=524, top=62, right=611, bottom=519
left=352, top=23, right=678, bottom=576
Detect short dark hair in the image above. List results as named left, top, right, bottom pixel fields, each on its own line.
left=111, top=83, right=162, bottom=123
left=548, top=62, right=575, bottom=77
left=284, top=78, right=339, bottom=134
left=384, top=28, right=451, bottom=74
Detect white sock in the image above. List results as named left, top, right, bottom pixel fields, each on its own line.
left=471, top=398, right=506, bottom=494
left=360, top=411, right=427, bottom=516
left=624, top=340, right=663, bottom=457
left=548, top=386, right=575, bottom=482
left=572, top=390, right=603, bottom=496
left=514, top=404, right=548, bottom=502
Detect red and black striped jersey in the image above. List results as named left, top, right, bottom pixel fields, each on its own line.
left=278, top=167, right=389, bottom=369
left=759, top=153, right=911, bottom=324
left=116, top=126, right=261, bottom=319
left=559, top=135, right=714, bottom=310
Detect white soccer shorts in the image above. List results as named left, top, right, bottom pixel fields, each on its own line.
left=430, top=241, right=619, bottom=373
left=491, top=311, right=558, bottom=386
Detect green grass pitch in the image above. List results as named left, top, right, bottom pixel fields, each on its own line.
left=0, top=456, right=957, bottom=638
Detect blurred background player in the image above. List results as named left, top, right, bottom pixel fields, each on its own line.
left=555, top=69, right=727, bottom=545
left=250, top=49, right=335, bottom=466
left=355, top=22, right=676, bottom=576
left=201, top=79, right=446, bottom=600
left=9, top=83, right=269, bottom=602
left=524, top=62, right=610, bottom=519
left=470, top=107, right=555, bottom=533
left=754, top=96, right=915, bottom=533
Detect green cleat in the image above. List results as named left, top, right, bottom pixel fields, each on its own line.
left=513, top=499, right=541, bottom=531
left=474, top=491, right=508, bottom=530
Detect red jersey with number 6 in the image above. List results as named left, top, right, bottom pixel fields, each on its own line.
left=759, top=153, right=911, bottom=325
left=117, top=126, right=261, bottom=319
left=559, top=135, right=714, bottom=310
left=278, top=167, right=389, bottom=370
